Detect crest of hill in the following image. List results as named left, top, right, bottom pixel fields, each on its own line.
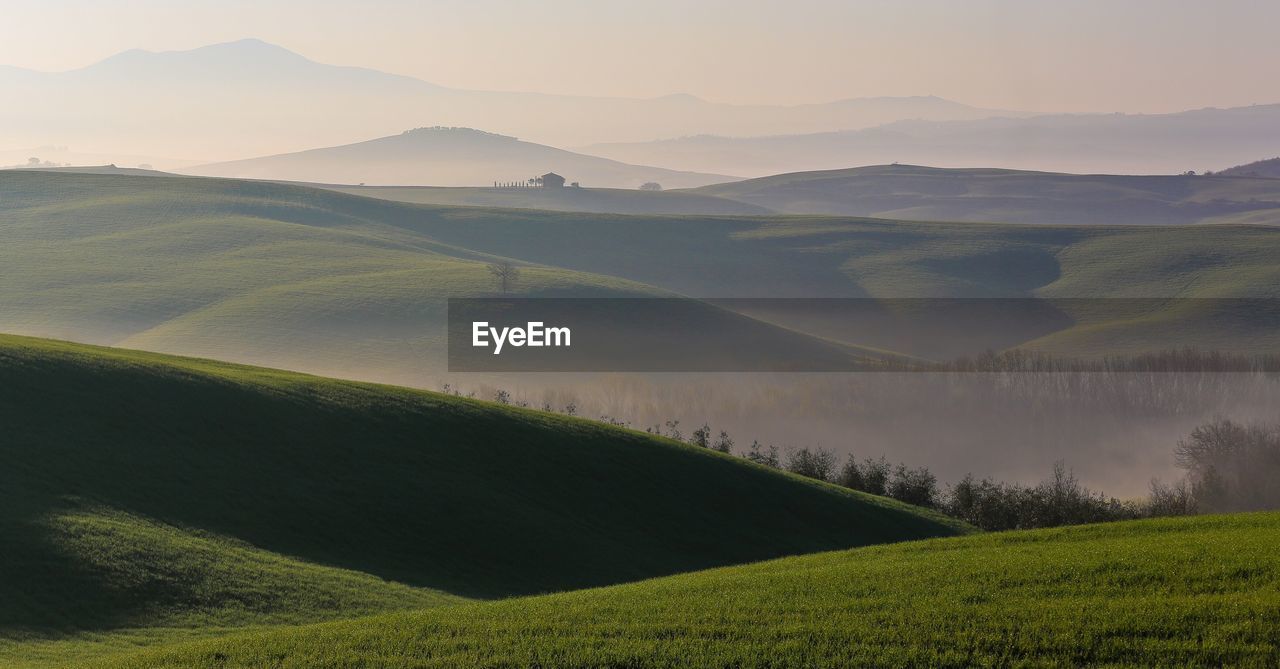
left=690, top=163, right=1280, bottom=225
left=319, top=181, right=773, bottom=215
left=182, top=127, right=739, bottom=188
left=1219, top=157, right=1280, bottom=178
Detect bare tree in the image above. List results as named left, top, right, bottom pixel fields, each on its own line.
left=745, top=440, right=780, bottom=468
left=487, top=261, right=521, bottom=294
left=1175, top=418, right=1280, bottom=512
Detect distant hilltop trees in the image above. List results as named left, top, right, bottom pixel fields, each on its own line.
left=402, top=126, right=517, bottom=141
left=11, top=157, right=70, bottom=168
left=493, top=172, right=569, bottom=189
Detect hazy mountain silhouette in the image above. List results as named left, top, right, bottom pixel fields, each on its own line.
left=0, top=39, right=1024, bottom=164
left=184, top=127, right=736, bottom=188
left=583, top=105, right=1280, bottom=177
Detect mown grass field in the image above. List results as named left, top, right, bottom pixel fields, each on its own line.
left=90, top=512, right=1280, bottom=668
left=0, top=334, right=965, bottom=666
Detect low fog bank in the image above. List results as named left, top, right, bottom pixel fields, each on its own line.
left=429, top=371, right=1280, bottom=498
left=17, top=323, right=1273, bottom=498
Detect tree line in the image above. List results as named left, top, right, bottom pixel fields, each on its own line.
left=712, top=416, right=1279, bottom=531
left=447, top=382, right=1279, bottom=531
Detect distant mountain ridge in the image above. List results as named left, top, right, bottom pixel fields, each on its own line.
left=584, top=105, right=1280, bottom=177
left=0, top=38, right=1027, bottom=164
left=183, top=126, right=737, bottom=188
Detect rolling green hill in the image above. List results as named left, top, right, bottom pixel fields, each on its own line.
left=0, top=170, right=864, bottom=381
left=690, top=164, right=1280, bottom=225
left=4, top=170, right=1280, bottom=370
left=10, top=164, right=172, bottom=177
left=90, top=512, right=1280, bottom=668
left=0, top=334, right=966, bottom=666
left=320, top=183, right=773, bottom=216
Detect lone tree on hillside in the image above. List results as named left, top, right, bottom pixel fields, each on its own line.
left=639, top=182, right=663, bottom=191
left=487, top=261, right=521, bottom=294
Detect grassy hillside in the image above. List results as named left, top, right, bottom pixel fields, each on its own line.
left=11, top=164, right=172, bottom=177
left=389, top=206, right=1280, bottom=356
left=0, top=334, right=966, bottom=665
left=92, top=512, right=1280, bottom=668
left=321, top=183, right=772, bottom=216
left=326, top=163, right=1280, bottom=221
left=0, top=170, right=864, bottom=380
left=691, top=164, right=1280, bottom=225
left=1220, top=157, right=1280, bottom=179
left=5, top=170, right=1280, bottom=369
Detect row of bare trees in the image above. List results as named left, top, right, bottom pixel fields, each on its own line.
left=641, top=413, right=1280, bottom=529
left=454, top=380, right=1278, bottom=531
left=732, top=417, right=1280, bottom=530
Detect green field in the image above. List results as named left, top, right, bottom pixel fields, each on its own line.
left=0, top=334, right=964, bottom=666
left=0, top=170, right=851, bottom=380
left=4, top=170, right=1280, bottom=377
left=89, top=512, right=1280, bottom=668
left=320, top=183, right=772, bottom=216
left=4, top=171, right=1280, bottom=667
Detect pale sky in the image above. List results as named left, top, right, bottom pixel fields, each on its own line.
left=3, top=0, right=1279, bottom=112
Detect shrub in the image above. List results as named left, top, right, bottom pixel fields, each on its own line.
left=784, top=447, right=838, bottom=482
left=690, top=424, right=711, bottom=449
left=745, top=441, right=780, bottom=468
left=888, top=464, right=938, bottom=508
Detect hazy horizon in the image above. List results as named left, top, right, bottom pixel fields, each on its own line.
left=4, top=0, right=1279, bottom=113
left=3, top=1, right=1280, bottom=178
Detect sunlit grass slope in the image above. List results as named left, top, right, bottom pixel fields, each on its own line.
left=95, top=512, right=1280, bottom=668
left=0, top=334, right=966, bottom=665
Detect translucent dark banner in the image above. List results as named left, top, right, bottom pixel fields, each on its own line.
left=447, top=298, right=1280, bottom=372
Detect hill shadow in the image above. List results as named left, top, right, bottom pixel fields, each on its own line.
left=0, top=340, right=964, bottom=635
